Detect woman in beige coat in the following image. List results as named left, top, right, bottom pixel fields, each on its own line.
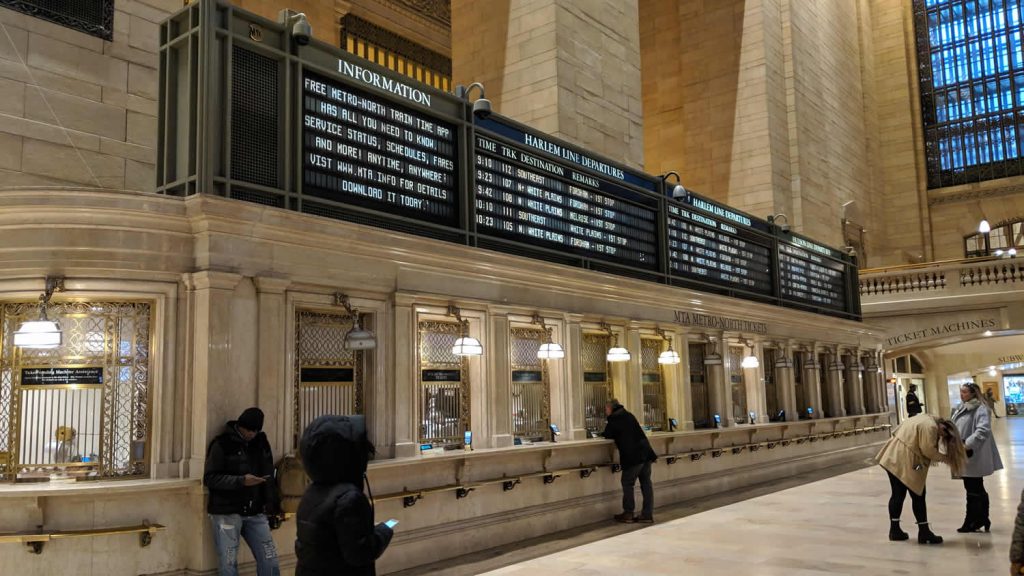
left=876, top=414, right=966, bottom=544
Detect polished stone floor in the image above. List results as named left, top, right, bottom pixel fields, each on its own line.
left=411, top=417, right=1023, bottom=576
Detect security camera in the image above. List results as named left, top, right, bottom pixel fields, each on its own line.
left=472, top=98, right=492, bottom=119
left=278, top=10, right=311, bottom=46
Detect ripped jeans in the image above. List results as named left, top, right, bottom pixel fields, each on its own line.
left=209, top=514, right=280, bottom=576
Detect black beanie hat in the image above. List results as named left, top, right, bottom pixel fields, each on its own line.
left=238, top=407, right=264, bottom=432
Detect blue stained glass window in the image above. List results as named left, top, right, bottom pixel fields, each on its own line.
left=915, top=0, right=1024, bottom=187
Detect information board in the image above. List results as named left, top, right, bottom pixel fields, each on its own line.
left=473, top=132, right=659, bottom=270
left=778, top=242, right=848, bottom=310
left=301, top=71, right=458, bottom=225
left=666, top=202, right=773, bottom=294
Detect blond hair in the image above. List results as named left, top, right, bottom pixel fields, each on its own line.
left=936, top=418, right=967, bottom=477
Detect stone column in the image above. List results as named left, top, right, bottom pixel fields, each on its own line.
left=566, top=316, right=587, bottom=439
left=705, top=341, right=727, bottom=427
left=843, top=353, right=866, bottom=416
left=254, top=277, right=291, bottom=458
left=624, top=324, right=644, bottom=420
left=803, top=350, right=823, bottom=419
left=451, top=0, right=644, bottom=167
left=392, top=295, right=418, bottom=458
left=488, top=312, right=514, bottom=448
left=186, top=270, right=243, bottom=477
left=777, top=344, right=798, bottom=422
left=676, top=331, right=695, bottom=430
left=748, top=341, right=769, bottom=424
left=826, top=350, right=847, bottom=418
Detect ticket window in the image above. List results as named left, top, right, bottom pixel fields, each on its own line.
left=418, top=320, right=469, bottom=448
left=729, top=345, right=748, bottom=424
left=640, top=339, right=667, bottom=431
left=295, top=310, right=366, bottom=447
left=794, top=352, right=810, bottom=419
left=689, top=342, right=712, bottom=429
left=1, top=301, right=152, bottom=481
left=819, top=352, right=835, bottom=417
left=510, top=327, right=551, bottom=442
left=763, top=348, right=780, bottom=419
left=581, top=333, right=612, bottom=436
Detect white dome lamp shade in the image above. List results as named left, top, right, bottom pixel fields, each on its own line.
left=336, top=293, right=377, bottom=350
left=741, top=354, right=760, bottom=369
left=606, top=345, right=631, bottom=363
left=655, top=328, right=681, bottom=365
left=533, top=314, right=565, bottom=360
left=14, top=276, right=65, bottom=349
left=449, top=304, right=483, bottom=357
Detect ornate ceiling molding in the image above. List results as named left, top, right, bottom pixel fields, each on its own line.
left=928, top=183, right=1024, bottom=206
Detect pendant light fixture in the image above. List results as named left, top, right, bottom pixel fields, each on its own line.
left=533, top=314, right=565, bottom=359
left=449, top=304, right=483, bottom=357
left=336, top=293, right=377, bottom=350
left=655, top=328, right=680, bottom=365
left=602, top=322, right=630, bottom=362
left=979, top=218, right=991, bottom=233
left=740, top=340, right=759, bottom=369
left=13, top=276, right=65, bottom=349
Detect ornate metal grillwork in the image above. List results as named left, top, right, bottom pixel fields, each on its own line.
left=688, top=342, right=710, bottom=428
left=581, top=334, right=610, bottom=433
left=794, top=352, right=808, bottom=416
left=640, top=339, right=666, bottom=430
left=510, top=327, right=549, bottom=441
left=0, top=301, right=151, bottom=481
left=728, top=346, right=747, bottom=423
left=818, top=352, right=835, bottom=417
left=341, top=14, right=452, bottom=91
left=0, top=0, right=114, bottom=41
left=294, top=310, right=364, bottom=447
left=418, top=320, right=468, bottom=446
left=764, top=348, right=779, bottom=417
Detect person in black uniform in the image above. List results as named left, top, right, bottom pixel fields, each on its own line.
left=204, top=407, right=283, bottom=576
left=295, top=415, right=393, bottom=576
left=602, top=399, right=658, bottom=523
left=906, top=384, right=923, bottom=417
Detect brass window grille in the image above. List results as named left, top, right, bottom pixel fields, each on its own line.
left=819, top=352, right=835, bottom=417
left=794, top=352, right=809, bottom=417
left=640, top=339, right=667, bottom=431
left=688, top=342, right=711, bottom=428
left=581, top=333, right=611, bottom=434
left=418, top=320, right=469, bottom=447
left=0, top=301, right=151, bottom=481
left=764, top=348, right=779, bottom=416
left=294, top=310, right=364, bottom=447
left=729, top=345, right=748, bottom=423
left=510, top=327, right=550, bottom=442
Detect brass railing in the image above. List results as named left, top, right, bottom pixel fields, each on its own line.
left=0, top=521, right=165, bottom=554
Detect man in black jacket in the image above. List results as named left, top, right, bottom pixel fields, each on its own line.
left=204, top=407, right=283, bottom=576
left=602, top=399, right=658, bottom=523
left=906, top=384, right=923, bottom=417
left=295, top=414, right=393, bottom=576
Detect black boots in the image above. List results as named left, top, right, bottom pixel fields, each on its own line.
left=889, top=519, right=909, bottom=541
left=957, top=492, right=992, bottom=533
left=917, top=522, right=943, bottom=544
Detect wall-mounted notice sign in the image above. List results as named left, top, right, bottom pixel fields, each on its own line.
left=21, top=367, right=103, bottom=386
left=422, top=369, right=462, bottom=382
left=302, top=71, right=458, bottom=225
left=300, top=367, right=355, bottom=382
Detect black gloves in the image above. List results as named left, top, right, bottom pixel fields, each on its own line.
left=966, top=448, right=974, bottom=458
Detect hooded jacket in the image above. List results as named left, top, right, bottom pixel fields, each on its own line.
left=295, top=415, right=393, bottom=576
left=203, top=421, right=280, bottom=516
left=601, top=404, right=658, bottom=469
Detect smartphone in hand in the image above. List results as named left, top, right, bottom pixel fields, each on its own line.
left=384, top=519, right=399, bottom=529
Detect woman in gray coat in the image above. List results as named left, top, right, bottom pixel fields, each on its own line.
left=951, top=382, right=1003, bottom=533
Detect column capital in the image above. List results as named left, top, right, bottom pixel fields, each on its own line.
left=189, top=270, right=243, bottom=291
left=254, top=276, right=291, bottom=295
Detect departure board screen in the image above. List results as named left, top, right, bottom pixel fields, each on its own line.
left=778, top=242, right=848, bottom=310
left=301, top=71, right=458, bottom=225
left=666, top=203, right=773, bottom=294
left=473, top=134, right=659, bottom=270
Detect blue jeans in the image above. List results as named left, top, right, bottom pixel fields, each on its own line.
left=209, top=513, right=281, bottom=576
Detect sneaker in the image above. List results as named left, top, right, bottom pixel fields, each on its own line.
left=634, top=515, right=654, bottom=524
left=613, top=512, right=635, bottom=523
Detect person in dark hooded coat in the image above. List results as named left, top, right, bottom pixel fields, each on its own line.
left=601, top=399, right=658, bottom=523
left=295, top=415, right=393, bottom=576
